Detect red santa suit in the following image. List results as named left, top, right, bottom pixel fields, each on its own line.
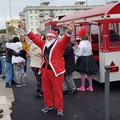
left=27, top=30, right=71, bottom=110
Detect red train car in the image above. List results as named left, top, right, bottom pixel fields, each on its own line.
left=57, top=2, right=120, bottom=82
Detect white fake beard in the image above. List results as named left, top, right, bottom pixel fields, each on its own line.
left=45, top=39, right=56, bottom=48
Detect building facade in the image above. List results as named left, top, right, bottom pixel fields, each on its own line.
left=20, top=0, right=119, bottom=33
left=6, top=19, right=19, bottom=34
left=19, top=1, right=97, bottom=33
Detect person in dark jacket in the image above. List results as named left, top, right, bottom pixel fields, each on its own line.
left=63, top=42, right=77, bottom=94
left=5, top=48, right=18, bottom=87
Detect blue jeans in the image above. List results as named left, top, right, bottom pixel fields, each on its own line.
left=6, top=61, right=14, bottom=83
left=0, top=57, right=6, bottom=76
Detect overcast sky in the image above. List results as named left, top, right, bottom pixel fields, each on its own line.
left=0, top=0, right=116, bottom=29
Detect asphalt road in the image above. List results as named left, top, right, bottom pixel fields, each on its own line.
left=11, top=59, right=120, bottom=120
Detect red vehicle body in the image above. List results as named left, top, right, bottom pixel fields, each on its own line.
left=56, top=2, right=120, bottom=82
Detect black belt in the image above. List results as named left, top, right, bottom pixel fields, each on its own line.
left=42, top=62, right=52, bottom=70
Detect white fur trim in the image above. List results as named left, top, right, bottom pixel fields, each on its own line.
left=47, top=33, right=56, bottom=37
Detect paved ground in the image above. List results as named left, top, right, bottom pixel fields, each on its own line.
left=10, top=62, right=120, bottom=120
left=1, top=59, right=120, bottom=120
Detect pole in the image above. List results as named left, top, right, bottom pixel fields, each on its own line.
left=104, top=65, right=110, bottom=120
left=86, top=0, right=87, bottom=10
left=4, top=11, right=6, bottom=29
left=9, top=0, right=13, bottom=35
left=106, top=0, right=107, bottom=5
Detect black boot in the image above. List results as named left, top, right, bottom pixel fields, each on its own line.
left=5, top=83, right=12, bottom=88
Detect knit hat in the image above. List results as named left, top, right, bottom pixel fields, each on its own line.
left=78, top=27, right=88, bottom=37
left=47, top=30, right=57, bottom=38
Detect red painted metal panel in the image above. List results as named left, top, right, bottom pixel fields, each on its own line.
left=59, top=2, right=120, bottom=23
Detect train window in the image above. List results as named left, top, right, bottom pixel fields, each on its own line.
left=99, top=24, right=104, bottom=48
left=109, top=23, right=120, bottom=47
left=90, top=25, right=99, bottom=43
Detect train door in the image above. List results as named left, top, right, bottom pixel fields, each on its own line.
left=90, top=24, right=99, bottom=66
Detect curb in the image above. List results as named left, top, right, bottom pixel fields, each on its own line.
left=0, top=96, right=11, bottom=120
left=0, top=78, right=14, bottom=120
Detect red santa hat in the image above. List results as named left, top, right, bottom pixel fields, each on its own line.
left=78, top=27, right=88, bottom=37
left=47, top=30, right=57, bottom=38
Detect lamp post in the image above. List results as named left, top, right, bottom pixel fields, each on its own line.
left=86, top=0, right=87, bottom=9
left=9, top=0, right=13, bottom=35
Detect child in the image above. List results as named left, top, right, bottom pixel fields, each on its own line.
left=75, top=27, right=98, bottom=91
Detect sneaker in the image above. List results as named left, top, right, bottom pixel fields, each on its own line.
left=22, top=83, right=26, bottom=87
left=41, top=107, right=53, bottom=113
left=5, top=83, right=12, bottom=88
left=16, top=84, right=22, bottom=88
left=68, top=90, right=77, bottom=95
left=0, top=109, right=3, bottom=113
left=87, top=86, right=93, bottom=92
left=77, top=86, right=85, bottom=91
left=57, top=110, right=63, bottom=116
left=0, top=113, right=3, bottom=118
left=36, top=92, right=43, bottom=98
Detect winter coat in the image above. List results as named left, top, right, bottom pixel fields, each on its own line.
left=64, top=42, right=75, bottom=75
left=27, top=31, right=71, bottom=77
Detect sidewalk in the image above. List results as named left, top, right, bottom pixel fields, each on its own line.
left=0, top=78, right=14, bottom=120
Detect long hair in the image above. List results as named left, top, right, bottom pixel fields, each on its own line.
left=20, top=35, right=26, bottom=43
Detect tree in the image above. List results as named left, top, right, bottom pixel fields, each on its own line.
left=0, top=29, right=6, bottom=34
left=7, top=25, right=15, bottom=35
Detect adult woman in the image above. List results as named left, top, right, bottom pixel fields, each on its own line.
left=29, top=38, right=43, bottom=98
left=75, top=28, right=98, bottom=92
left=20, top=35, right=30, bottom=74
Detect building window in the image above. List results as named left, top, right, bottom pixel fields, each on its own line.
left=36, top=22, right=38, bottom=26
left=30, top=16, right=33, bottom=20
left=30, top=22, right=33, bottom=26
left=35, top=10, right=37, bottom=14
left=22, top=19, right=25, bottom=22
left=35, top=16, right=38, bottom=20
left=30, top=10, right=32, bottom=14
left=31, top=28, right=34, bottom=31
